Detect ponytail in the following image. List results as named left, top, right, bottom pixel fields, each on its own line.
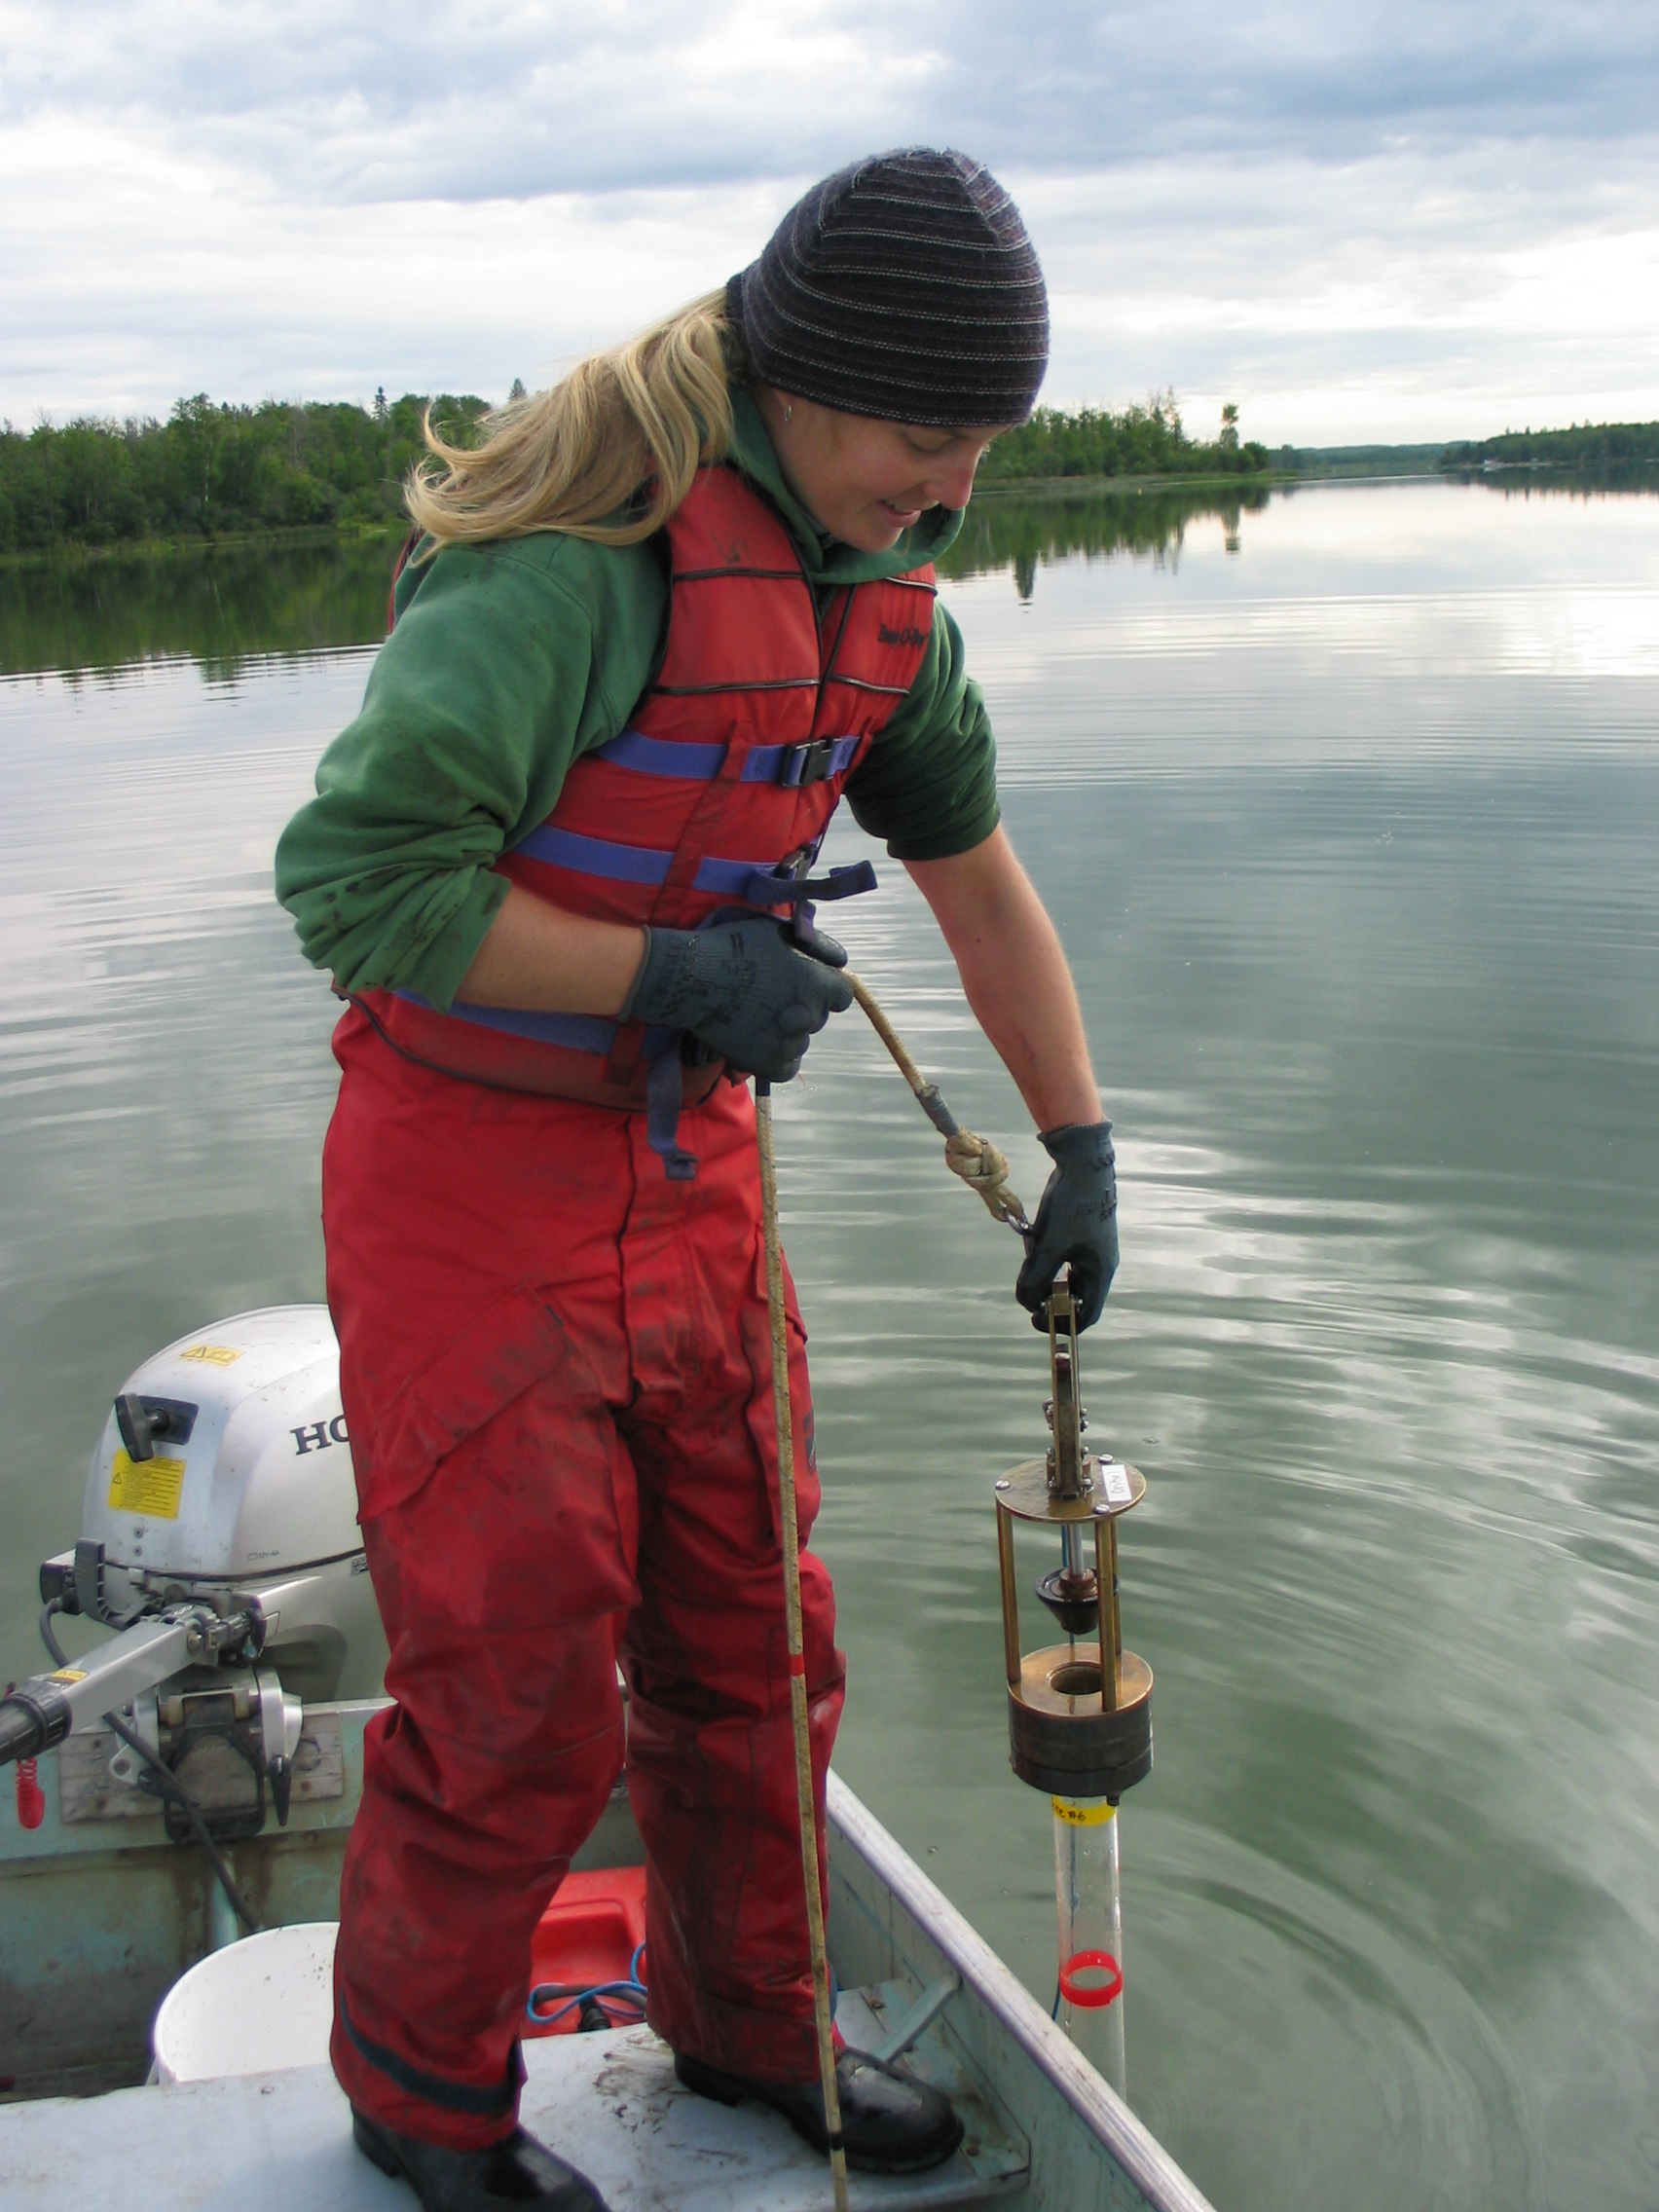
left=406, top=290, right=736, bottom=549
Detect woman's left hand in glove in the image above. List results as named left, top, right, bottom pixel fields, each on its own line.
left=1014, top=1120, right=1119, bottom=1329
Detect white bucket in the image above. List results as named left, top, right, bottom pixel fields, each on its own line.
left=152, top=1921, right=339, bottom=2083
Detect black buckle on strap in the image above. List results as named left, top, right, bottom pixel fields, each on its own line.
left=789, top=737, right=838, bottom=788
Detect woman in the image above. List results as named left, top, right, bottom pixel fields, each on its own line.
left=276, top=147, right=1118, bottom=2212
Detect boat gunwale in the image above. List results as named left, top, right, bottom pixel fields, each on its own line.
left=829, top=1772, right=1216, bottom=2212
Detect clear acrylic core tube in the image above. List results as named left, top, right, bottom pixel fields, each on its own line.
left=1052, top=1793, right=1125, bottom=2096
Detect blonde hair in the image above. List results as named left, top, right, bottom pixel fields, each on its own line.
left=406, top=290, right=737, bottom=548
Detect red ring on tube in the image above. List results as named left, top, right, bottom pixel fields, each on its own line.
left=1058, top=1950, right=1124, bottom=2009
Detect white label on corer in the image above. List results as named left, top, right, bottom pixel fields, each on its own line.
left=1100, top=1459, right=1132, bottom=1505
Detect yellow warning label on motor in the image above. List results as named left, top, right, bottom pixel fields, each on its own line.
left=1052, top=1796, right=1116, bottom=1826
left=108, top=1450, right=186, bottom=1519
left=49, top=1668, right=88, bottom=1683
left=178, top=1343, right=242, bottom=1366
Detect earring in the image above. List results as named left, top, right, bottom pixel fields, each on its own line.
left=783, top=404, right=793, bottom=424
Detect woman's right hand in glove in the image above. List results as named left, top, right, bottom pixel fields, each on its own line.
left=620, top=915, right=853, bottom=1084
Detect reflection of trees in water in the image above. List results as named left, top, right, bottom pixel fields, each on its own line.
left=1, top=535, right=402, bottom=679
left=1448, top=463, right=1659, bottom=498
left=10, top=478, right=1288, bottom=676
left=939, top=484, right=1272, bottom=600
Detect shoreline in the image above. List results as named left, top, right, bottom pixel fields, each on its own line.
left=9, top=460, right=1656, bottom=568
left=976, top=468, right=1283, bottom=498
left=2, top=482, right=1279, bottom=567
left=0, top=521, right=403, bottom=572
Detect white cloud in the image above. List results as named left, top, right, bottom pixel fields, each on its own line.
left=1026, top=144, right=1659, bottom=441
left=2, top=0, right=1655, bottom=439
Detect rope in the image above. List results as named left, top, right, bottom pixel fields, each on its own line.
left=756, top=1085, right=851, bottom=2212
left=844, top=973, right=1029, bottom=1233
left=746, top=965, right=1025, bottom=2206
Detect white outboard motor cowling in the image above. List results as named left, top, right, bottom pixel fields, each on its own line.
left=48, top=1305, right=387, bottom=1707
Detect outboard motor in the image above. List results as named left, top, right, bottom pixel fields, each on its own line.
left=1, top=1307, right=386, bottom=1833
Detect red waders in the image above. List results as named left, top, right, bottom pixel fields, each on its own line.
left=325, top=1012, right=841, bottom=2147
left=324, top=466, right=935, bottom=2146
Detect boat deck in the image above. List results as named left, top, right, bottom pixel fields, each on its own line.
left=0, top=1999, right=1024, bottom=2211
left=2, top=1746, right=1212, bottom=2212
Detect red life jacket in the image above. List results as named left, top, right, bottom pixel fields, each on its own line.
left=354, top=466, right=936, bottom=1148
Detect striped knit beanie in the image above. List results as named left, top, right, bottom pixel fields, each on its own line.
left=727, top=148, right=1049, bottom=427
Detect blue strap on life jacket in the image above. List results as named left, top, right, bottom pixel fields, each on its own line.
left=588, top=728, right=862, bottom=787
left=509, top=828, right=876, bottom=915
left=511, top=826, right=773, bottom=897
left=645, top=1049, right=700, bottom=1182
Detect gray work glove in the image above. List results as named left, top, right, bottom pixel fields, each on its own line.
left=1014, top=1121, right=1119, bottom=1330
left=621, top=914, right=852, bottom=1086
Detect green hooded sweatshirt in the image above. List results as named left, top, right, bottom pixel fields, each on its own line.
left=274, top=390, right=1001, bottom=1010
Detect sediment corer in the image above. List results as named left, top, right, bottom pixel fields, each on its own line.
left=993, top=1275, right=1153, bottom=1800
left=0, top=1601, right=262, bottom=1768
left=992, top=1271, right=1152, bottom=2097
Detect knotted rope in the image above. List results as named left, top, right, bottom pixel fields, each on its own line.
left=845, top=973, right=1029, bottom=1233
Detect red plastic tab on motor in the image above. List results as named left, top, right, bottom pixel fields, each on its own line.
left=1058, top=1949, right=1123, bottom=2009
left=15, top=1757, right=45, bottom=1831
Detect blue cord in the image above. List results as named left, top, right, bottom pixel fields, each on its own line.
left=527, top=1942, right=648, bottom=2029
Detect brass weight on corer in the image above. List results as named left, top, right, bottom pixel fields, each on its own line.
left=994, top=1275, right=1152, bottom=1800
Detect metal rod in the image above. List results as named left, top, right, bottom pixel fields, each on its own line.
left=756, top=1084, right=850, bottom=2212
left=1047, top=1281, right=1087, bottom=1499
left=1110, top=1519, right=1123, bottom=1670
left=996, top=1503, right=1022, bottom=1689
left=1094, top=1515, right=1119, bottom=1711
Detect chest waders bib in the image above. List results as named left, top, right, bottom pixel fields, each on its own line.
left=324, top=472, right=932, bottom=2147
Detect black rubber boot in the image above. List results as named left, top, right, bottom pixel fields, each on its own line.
left=674, top=2046, right=964, bottom=2174
left=351, top=2109, right=611, bottom=2210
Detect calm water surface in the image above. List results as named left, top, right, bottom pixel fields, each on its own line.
left=3, top=483, right=1656, bottom=2210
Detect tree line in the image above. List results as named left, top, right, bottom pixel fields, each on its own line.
left=1439, top=421, right=1659, bottom=469
left=3, top=386, right=1273, bottom=556
left=977, top=395, right=1271, bottom=484
left=0, top=391, right=491, bottom=555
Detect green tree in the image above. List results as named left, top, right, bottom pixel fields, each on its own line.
left=0, top=390, right=492, bottom=551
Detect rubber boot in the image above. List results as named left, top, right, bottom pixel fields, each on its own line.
left=351, top=2110, right=611, bottom=2211
left=674, top=2046, right=964, bottom=2174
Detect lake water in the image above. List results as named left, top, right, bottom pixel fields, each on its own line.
left=3, top=480, right=1657, bottom=2210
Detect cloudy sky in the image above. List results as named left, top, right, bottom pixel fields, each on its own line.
left=3, top=0, right=1656, bottom=443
